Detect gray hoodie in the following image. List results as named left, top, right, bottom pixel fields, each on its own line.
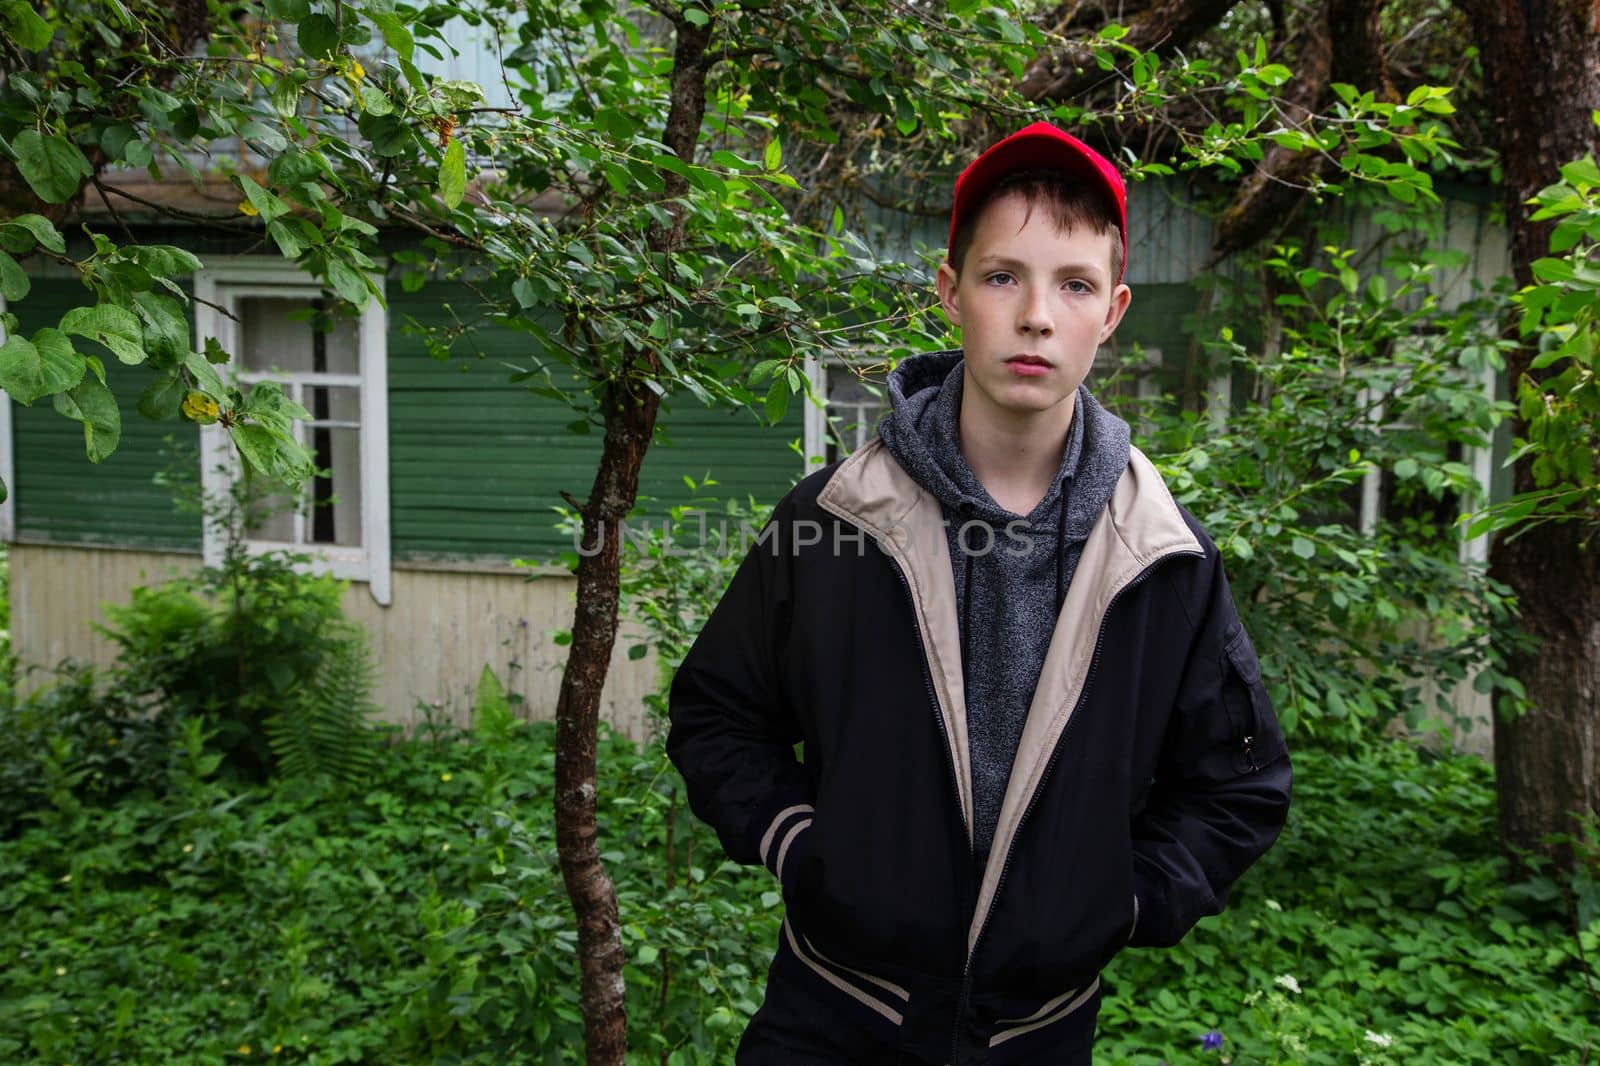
left=877, top=349, right=1132, bottom=863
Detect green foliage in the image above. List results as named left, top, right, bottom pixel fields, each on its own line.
left=610, top=480, right=772, bottom=733
left=0, top=719, right=777, bottom=1064
left=1135, top=241, right=1517, bottom=747
left=264, top=624, right=380, bottom=785
left=1470, top=133, right=1600, bottom=540
left=0, top=661, right=177, bottom=835
left=94, top=546, right=378, bottom=786
left=0, top=721, right=1592, bottom=1063
left=1097, top=742, right=1598, bottom=1065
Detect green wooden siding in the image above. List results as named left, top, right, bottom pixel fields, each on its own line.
left=10, top=279, right=201, bottom=550
left=388, top=286, right=805, bottom=563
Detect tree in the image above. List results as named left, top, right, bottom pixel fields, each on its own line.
left=1457, top=0, right=1600, bottom=878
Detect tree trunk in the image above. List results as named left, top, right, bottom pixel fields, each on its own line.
left=555, top=376, right=663, bottom=1063
left=551, top=14, right=714, bottom=1062
left=1462, top=0, right=1600, bottom=879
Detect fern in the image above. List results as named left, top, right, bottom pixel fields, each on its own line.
left=264, top=623, right=379, bottom=786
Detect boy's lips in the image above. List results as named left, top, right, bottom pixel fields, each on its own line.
left=1006, top=353, right=1052, bottom=376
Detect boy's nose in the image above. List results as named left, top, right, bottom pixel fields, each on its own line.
left=1018, top=289, right=1054, bottom=336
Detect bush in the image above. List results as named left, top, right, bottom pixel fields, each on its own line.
left=1129, top=242, right=1519, bottom=748
left=0, top=661, right=177, bottom=836
left=95, top=547, right=378, bottom=786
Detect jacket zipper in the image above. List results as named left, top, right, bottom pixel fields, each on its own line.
left=882, top=550, right=978, bottom=1062
left=952, top=550, right=1199, bottom=1061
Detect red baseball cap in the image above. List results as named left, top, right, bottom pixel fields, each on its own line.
left=948, top=121, right=1128, bottom=282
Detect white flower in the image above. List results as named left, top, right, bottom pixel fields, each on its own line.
left=1365, top=1030, right=1394, bottom=1048
left=1274, top=974, right=1302, bottom=994
left=1265, top=898, right=1283, bottom=912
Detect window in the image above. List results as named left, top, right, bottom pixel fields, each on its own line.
left=803, top=354, right=892, bottom=468
left=194, top=258, right=390, bottom=605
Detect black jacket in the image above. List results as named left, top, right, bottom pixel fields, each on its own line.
left=667, top=439, right=1293, bottom=1064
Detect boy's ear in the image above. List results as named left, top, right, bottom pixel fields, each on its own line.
left=936, top=261, right=961, bottom=326
left=1098, top=282, right=1133, bottom=345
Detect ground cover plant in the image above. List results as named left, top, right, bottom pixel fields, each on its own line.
left=1, top=697, right=1594, bottom=1064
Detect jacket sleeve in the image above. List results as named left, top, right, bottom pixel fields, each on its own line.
left=665, top=495, right=815, bottom=889
left=1128, top=551, right=1292, bottom=948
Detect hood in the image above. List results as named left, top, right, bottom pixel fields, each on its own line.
left=876, top=349, right=1131, bottom=539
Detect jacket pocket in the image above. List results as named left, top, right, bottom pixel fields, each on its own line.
left=987, top=976, right=1102, bottom=1050
left=780, top=917, right=910, bottom=1029
left=1221, top=625, right=1283, bottom=774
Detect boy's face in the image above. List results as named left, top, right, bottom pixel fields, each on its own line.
left=936, top=191, right=1131, bottom=428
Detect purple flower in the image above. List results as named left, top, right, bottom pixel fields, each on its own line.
left=1200, top=1030, right=1224, bottom=1051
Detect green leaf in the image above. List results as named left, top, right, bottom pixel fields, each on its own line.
left=0, top=328, right=84, bottom=404
left=764, top=136, right=782, bottom=171
left=230, top=423, right=284, bottom=476
left=297, top=13, right=339, bottom=58
left=61, top=303, right=146, bottom=364
left=439, top=137, right=466, bottom=209
left=270, top=73, right=299, bottom=119
left=3, top=213, right=65, bottom=254
left=0, top=335, right=44, bottom=403
left=1290, top=537, right=1316, bottom=560
left=11, top=130, right=92, bottom=204
left=53, top=375, right=120, bottom=462
left=268, top=219, right=304, bottom=259
left=764, top=378, right=790, bottom=425
left=359, top=85, right=394, bottom=117
left=370, top=11, right=413, bottom=63
left=132, top=292, right=189, bottom=363
left=265, top=0, right=311, bottom=19
left=137, top=371, right=186, bottom=420
left=238, top=174, right=288, bottom=224
left=32, top=328, right=85, bottom=393
left=325, top=258, right=370, bottom=308
left=3, top=2, right=53, bottom=50
left=512, top=276, right=536, bottom=309
left=0, top=249, right=28, bottom=301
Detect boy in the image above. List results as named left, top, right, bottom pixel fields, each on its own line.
left=666, top=122, right=1292, bottom=1064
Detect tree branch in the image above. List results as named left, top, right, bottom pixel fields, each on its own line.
left=1019, top=0, right=1243, bottom=102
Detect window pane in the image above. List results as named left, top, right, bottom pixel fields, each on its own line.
left=247, top=484, right=297, bottom=543
left=825, top=367, right=889, bottom=464
left=309, top=427, right=363, bottom=547
left=306, top=385, right=360, bottom=428
left=240, top=297, right=359, bottom=376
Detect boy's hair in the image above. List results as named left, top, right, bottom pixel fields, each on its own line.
left=947, top=166, right=1125, bottom=284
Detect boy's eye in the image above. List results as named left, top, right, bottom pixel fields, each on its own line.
left=1063, top=279, right=1092, bottom=294
left=985, top=272, right=1015, bottom=285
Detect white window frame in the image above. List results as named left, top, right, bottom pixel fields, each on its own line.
left=193, top=257, right=391, bottom=606
left=0, top=295, right=14, bottom=542
left=803, top=352, right=894, bottom=470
